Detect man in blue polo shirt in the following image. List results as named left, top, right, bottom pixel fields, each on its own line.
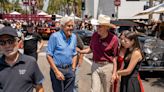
left=46, top=16, right=77, bottom=92
left=0, top=26, right=44, bottom=92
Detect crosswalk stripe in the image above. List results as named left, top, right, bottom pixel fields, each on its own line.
left=83, top=56, right=92, bottom=65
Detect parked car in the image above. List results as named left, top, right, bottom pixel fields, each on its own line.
left=37, top=27, right=56, bottom=38
left=138, top=35, right=164, bottom=78
left=73, top=29, right=94, bottom=45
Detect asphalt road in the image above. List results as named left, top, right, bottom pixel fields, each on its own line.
left=35, top=41, right=164, bottom=92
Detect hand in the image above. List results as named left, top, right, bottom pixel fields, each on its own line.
left=72, top=67, right=76, bottom=72
left=116, top=73, right=121, bottom=81
left=76, top=48, right=81, bottom=53
left=110, top=73, right=116, bottom=84
left=55, top=71, right=65, bottom=80
left=37, top=49, right=41, bottom=53
left=77, top=60, right=83, bottom=67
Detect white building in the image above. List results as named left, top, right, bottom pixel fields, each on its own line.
left=85, top=0, right=114, bottom=19
left=84, top=0, right=159, bottom=20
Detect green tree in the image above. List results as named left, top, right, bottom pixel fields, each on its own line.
left=47, top=0, right=81, bottom=17
left=36, top=0, right=44, bottom=10
left=0, top=0, right=24, bottom=14
left=0, top=0, right=10, bottom=13
left=12, top=0, right=22, bottom=12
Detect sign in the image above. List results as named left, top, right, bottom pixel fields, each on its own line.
left=23, top=1, right=29, bottom=5
left=23, top=0, right=36, bottom=6
left=114, top=0, right=121, bottom=6
left=31, top=0, right=36, bottom=6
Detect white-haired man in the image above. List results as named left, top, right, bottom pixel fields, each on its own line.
left=46, top=16, right=77, bottom=92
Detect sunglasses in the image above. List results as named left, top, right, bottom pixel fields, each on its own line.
left=0, top=39, right=16, bottom=46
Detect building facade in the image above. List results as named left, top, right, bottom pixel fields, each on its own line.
left=84, top=0, right=159, bottom=20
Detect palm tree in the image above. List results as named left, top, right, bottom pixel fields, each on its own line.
left=0, top=0, right=23, bottom=14
left=47, top=0, right=81, bottom=16
left=12, top=0, right=22, bottom=12
left=0, top=0, right=10, bottom=13
left=47, top=0, right=63, bottom=14
left=36, top=0, right=44, bottom=10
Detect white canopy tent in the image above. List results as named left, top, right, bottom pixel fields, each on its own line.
left=135, top=3, right=164, bottom=16
left=153, top=7, right=164, bottom=14
left=64, top=14, right=68, bottom=17
left=10, top=11, right=21, bottom=15
left=37, top=11, right=48, bottom=16
left=53, top=13, right=63, bottom=18
left=45, top=14, right=63, bottom=18
left=70, top=13, right=82, bottom=20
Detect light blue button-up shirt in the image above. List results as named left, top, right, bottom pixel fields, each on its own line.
left=46, top=30, right=77, bottom=66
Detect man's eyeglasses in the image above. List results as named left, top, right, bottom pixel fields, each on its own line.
left=0, top=39, right=16, bottom=46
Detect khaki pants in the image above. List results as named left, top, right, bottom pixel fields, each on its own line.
left=91, top=62, right=113, bottom=92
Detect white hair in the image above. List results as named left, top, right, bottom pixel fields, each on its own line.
left=60, top=16, right=74, bottom=26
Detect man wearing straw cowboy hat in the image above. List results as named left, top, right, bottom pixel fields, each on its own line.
left=78, top=14, right=118, bottom=92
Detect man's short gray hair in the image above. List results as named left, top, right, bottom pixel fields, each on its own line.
left=60, top=16, right=74, bottom=26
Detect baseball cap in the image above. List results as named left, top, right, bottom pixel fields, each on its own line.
left=0, top=26, right=18, bottom=37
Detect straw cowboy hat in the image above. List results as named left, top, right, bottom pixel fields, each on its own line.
left=97, top=14, right=116, bottom=28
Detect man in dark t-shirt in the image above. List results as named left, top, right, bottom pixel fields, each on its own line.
left=24, top=23, right=44, bottom=61
left=0, top=27, right=44, bottom=92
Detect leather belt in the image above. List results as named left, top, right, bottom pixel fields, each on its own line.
left=94, top=61, right=110, bottom=65
left=56, top=64, right=72, bottom=69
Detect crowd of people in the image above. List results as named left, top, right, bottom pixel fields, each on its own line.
left=0, top=13, right=155, bottom=92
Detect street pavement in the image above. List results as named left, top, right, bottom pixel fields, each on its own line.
left=35, top=43, right=164, bottom=92
left=36, top=50, right=92, bottom=92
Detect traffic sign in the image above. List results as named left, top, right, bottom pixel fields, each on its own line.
left=23, top=1, right=29, bottom=5
left=114, top=0, right=121, bottom=6
left=23, top=0, right=36, bottom=6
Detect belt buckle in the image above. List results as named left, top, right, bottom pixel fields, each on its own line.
left=62, top=64, right=71, bottom=69
left=99, top=61, right=108, bottom=65
left=104, top=61, right=108, bottom=65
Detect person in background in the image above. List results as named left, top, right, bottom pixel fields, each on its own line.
left=0, top=26, right=44, bottom=92
left=54, top=21, right=61, bottom=32
left=46, top=16, right=77, bottom=92
left=74, top=33, right=84, bottom=92
left=23, top=23, right=44, bottom=61
left=77, top=14, right=118, bottom=92
left=15, top=22, right=24, bottom=50
left=116, top=31, right=144, bottom=92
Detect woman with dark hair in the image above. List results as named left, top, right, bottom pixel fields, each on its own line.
left=117, top=30, right=129, bottom=70
left=116, top=31, right=144, bottom=92
left=114, top=30, right=129, bottom=92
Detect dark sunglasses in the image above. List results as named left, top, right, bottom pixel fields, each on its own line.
left=0, top=39, right=16, bottom=46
